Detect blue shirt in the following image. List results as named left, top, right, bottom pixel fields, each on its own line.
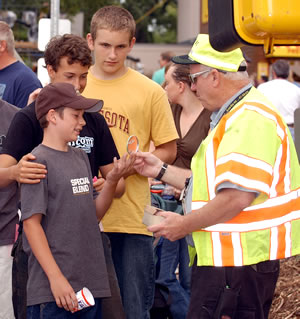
left=0, top=61, right=42, bottom=108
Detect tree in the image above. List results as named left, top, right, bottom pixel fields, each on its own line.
left=1, top=0, right=177, bottom=43
left=122, top=0, right=177, bottom=43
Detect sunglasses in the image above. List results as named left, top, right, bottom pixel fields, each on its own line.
left=189, top=69, right=227, bottom=84
left=189, top=70, right=211, bottom=84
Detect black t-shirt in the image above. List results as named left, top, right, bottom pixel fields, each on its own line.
left=2, top=102, right=119, bottom=177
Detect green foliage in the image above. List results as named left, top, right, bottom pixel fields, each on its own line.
left=151, top=2, right=177, bottom=43
left=1, top=0, right=177, bottom=43
left=122, top=0, right=177, bottom=43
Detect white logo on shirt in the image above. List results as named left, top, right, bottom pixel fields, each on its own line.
left=70, top=177, right=90, bottom=195
left=69, top=136, right=94, bottom=154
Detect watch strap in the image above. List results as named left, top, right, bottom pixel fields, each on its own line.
left=155, top=163, right=168, bottom=181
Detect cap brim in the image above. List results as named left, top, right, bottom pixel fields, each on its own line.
left=171, top=54, right=199, bottom=65
left=64, top=96, right=104, bottom=113
left=84, top=100, right=103, bottom=113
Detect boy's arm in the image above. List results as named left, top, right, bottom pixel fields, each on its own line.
left=94, top=163, right=126, bottom=198
left=23, top=214, right=78, bottom=311
left=94, top=154, right=135, bottom=220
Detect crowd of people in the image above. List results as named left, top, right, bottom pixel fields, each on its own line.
left=0, top=4, right=300, bottom=319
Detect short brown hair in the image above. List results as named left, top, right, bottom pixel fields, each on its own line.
left=90, top=6, right=136, bottom=42
left=44, top=34, right=92, bottom=72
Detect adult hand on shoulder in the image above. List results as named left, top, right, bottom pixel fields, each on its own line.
left=49, top=273, right=78, bottom=312
left=14, top=153, right=47, bottom=184
left=148, top=211, right=187, bottom=241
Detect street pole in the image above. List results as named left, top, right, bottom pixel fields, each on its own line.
left=50, top=0, right=60, bottom=37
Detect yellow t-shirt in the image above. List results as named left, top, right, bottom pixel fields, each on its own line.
left=83, top=68, right=178, bottom=235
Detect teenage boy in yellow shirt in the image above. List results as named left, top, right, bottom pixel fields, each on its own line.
left=83, top=5, right=178, bottom=318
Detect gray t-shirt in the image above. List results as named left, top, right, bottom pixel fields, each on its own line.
left=21, top=144, right=110, bottom=306
left=0, top=100, right=19, bottom=246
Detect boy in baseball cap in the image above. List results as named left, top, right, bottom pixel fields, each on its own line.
left=35, top=82, right=103, bottom=122
left=21, top=82, right=134, bottom=316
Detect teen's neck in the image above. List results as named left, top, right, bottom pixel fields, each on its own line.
left=90, top=64, right=128, bottom=81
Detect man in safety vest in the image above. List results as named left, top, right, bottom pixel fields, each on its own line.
left=134, top=34, right=300, bottom=319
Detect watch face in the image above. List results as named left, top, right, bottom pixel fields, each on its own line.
left=127, top=135, right=139, bottom=154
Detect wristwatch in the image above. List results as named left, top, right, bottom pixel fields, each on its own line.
left=155, top=163, right=168, bottom=181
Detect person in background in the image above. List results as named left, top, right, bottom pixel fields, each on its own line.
left=151, top=62, right=211, bottom=319
left=0, top=34, right=125, bottom=319
left=152, top=51, right=175, bottom=85
left=0, top=21, right=42, bottom=108
left=257, top=59, right=300, bottom=140
left=84, top=6, right=178, bottom=318
left=134, top=33, right=300, bottom=319
left=0, top=99, right=18, bottom=319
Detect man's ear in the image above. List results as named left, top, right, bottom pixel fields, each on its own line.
left=86, top=33, right=94, bottom=51
left=211, top=69, right=221, bottom=88
left=0, top=40, right=6, bottom=53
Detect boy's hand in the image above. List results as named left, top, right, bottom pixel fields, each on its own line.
left=106, top=154, right=136, bottom=183
left=92, top=176, right=106, bottom=192
left=49, top=273, right=78, bottom=312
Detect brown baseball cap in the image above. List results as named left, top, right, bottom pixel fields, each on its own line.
left=35, top=82, right=103, bottom=120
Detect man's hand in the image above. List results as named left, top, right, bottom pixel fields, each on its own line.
left=148, top=211, right=186, bottom=241
left=14, top=153, right=47, bottom=184
left=134, top=152, right=162, bottom=179
left=49, top=273, right=78, bottom=312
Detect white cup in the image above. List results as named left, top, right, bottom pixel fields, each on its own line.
left=75, top=287, right=95, bottom=311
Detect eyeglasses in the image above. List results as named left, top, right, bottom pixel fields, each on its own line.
left=189, top=70, right=211, bottom=84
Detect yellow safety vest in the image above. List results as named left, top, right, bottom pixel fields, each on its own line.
left=189, top=87, right=300, bottom=267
